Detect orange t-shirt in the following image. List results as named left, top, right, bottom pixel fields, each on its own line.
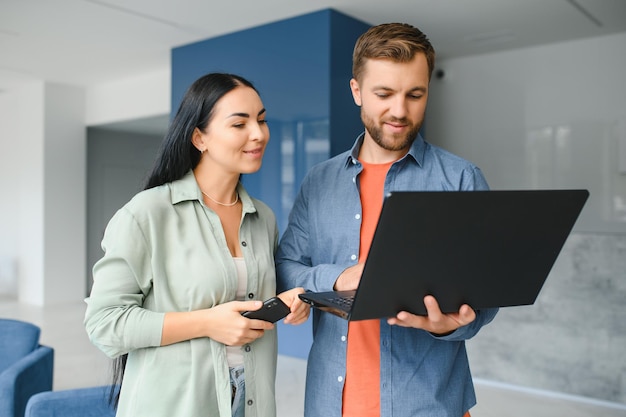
left=341, top=161, right=473, bottom=417
left=342, top=160, right=391, bottom=417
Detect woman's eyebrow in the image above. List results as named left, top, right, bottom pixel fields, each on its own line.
left=227, top=108, right=266, bottom=118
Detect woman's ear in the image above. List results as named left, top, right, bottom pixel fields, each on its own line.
left=191, top=127, right=205, bottom=153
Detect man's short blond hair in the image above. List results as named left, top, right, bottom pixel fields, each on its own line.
left=352, top=22, right=436, bottom=82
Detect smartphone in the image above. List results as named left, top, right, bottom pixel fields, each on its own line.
left=241, top=296, right=290, bottom=323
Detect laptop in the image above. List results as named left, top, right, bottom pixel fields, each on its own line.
left=298, top=189, right=589, bottom=320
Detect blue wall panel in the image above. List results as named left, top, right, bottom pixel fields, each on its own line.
left=172, top=8, right=370, bottom=359
left=329, top=11, right=371, bottom=156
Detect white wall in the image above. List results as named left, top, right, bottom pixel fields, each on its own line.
left=0, top=82, right=85, bottom=305
left=0, top=88, right=21, bottom=295
left=0, top=70, right=169, bottom=305
left=85, top=67, right=170, bottom=126
left=42, top=83, right=86, bottom=304
left=0, top=82, right=44, bottom=298
left=15, top=82, right=45, bottom=304
left=16, top=82, right=45, bottom=303
left=428, top=32, right=626, bottom=234
left=427, top=32, right=626, bottom=404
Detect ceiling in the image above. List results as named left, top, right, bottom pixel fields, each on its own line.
left=1, top=0, right=626, bottom=132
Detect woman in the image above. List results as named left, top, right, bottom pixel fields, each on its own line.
left=84, top=73, right=309, bottom=417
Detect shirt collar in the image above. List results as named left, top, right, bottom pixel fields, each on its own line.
left=344, top=131, right=427, bottom=167
left=170, top=170, right=257, bottom=214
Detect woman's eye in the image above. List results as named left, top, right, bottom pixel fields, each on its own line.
left=258, top=119, right=267, bottom=125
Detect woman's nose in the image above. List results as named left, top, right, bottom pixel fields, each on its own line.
left=250, top=121, right=269, bottom=141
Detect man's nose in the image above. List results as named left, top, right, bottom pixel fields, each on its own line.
left=389, top=97, right=409, bottom=119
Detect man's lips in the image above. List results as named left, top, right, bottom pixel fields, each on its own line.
left=384, top=121, right=409, bottom=132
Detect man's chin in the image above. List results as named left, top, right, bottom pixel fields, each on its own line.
left=376, top=135, right=414, bottom=152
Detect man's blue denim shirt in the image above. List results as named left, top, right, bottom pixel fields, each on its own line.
left=276, top=133, right=499, bottom=417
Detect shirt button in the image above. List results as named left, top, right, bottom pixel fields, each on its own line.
left=241, top=241, right=247, bottom=247
left=244, top=345, right=251, bottom=352
left=352, top=177, right=356, bottom=183
left=248, top=293, right=254, bottom=299
left=341, top=336, right=346, bottom=342
left=350, top=254, right=357, bottom=261
left=338, top=376, right=343, bottom=382
left=355, top=214, right=360, bottom=220
left=247, top=399, right=253, bottom=406
left=351, top=159, right=357, bottom=164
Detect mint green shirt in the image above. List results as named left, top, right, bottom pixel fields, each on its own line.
left=84, top=170, right=280, bottom=417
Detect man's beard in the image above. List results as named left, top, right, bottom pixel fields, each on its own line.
left=361, top=109, right=420, bottom=152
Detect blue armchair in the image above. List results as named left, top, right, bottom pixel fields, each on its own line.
left=0, top=318, right=54, bottom=417
left=24, top=386, right=117, bottom=417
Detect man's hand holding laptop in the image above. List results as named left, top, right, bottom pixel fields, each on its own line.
left=334, top=263, right=477, bottom=335
left=387, top=295, right=476, bottom=335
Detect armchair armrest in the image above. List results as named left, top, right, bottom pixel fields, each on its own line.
left=0, top=345, right=54, bottom=417
left=25, top=385, right=117, bottom=417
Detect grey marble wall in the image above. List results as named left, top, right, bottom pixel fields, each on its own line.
left=467, top=232, right=626, bottom=404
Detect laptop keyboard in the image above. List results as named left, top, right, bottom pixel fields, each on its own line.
left=329, top=295, right=354, bottom=308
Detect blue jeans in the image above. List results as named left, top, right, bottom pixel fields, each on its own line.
left=230, top=366, right=245, bottom=417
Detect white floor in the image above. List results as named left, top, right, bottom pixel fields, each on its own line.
left=2, top=296, right=625, bottom=417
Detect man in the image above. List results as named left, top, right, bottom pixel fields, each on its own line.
left=276, top=23, right=498, bottom=417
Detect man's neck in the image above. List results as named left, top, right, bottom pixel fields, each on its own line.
left=358, top=134, right=409, bottom=164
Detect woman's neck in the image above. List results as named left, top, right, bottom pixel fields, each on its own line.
left=193, top=165, right=240, bottom=203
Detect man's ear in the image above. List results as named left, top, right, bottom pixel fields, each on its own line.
left=349, top=78, right=362, bottom=107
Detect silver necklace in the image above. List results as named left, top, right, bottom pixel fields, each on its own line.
left=201, top=190, right=239, bottom=207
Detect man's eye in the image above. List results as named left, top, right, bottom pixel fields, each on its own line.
left=375, top=93, right=389, bottom=98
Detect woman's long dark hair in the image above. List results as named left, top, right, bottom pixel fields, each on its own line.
left=109, top=72, right=258, bottom=408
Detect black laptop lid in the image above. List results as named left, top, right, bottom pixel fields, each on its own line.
left=348, top=189, right=589, bottom=320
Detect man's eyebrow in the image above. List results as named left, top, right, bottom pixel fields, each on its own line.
left=371, top=86, right=427, bottom=93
